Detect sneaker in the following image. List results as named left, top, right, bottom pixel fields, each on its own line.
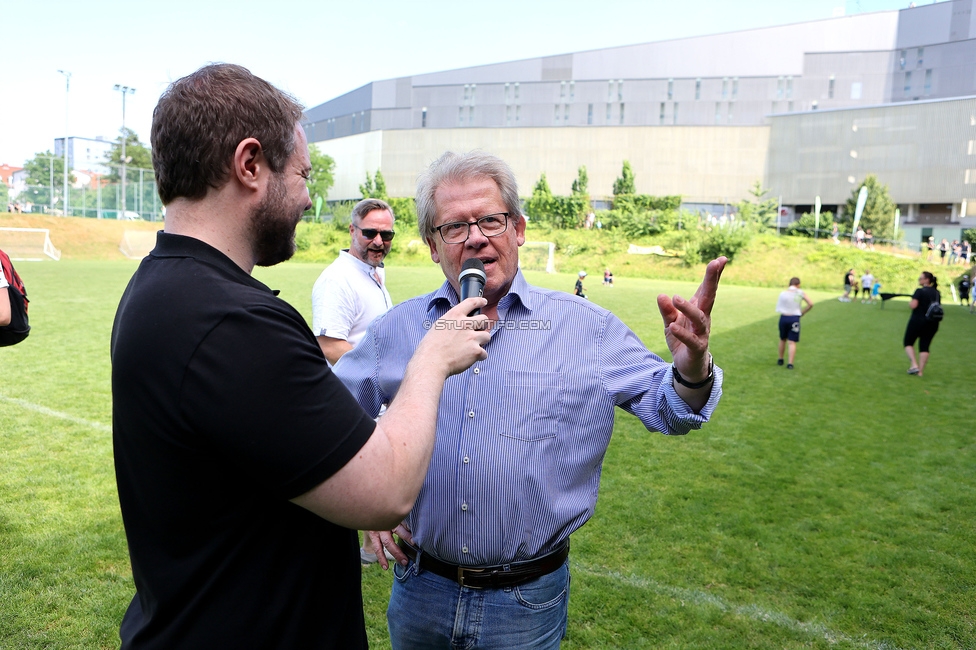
left=787, top=364, right=794, bottom=370
left=907, top=367, right=919, bottom=375
left=777, top=359, right=784, bottom=366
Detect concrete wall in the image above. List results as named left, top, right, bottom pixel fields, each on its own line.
left=312, top=125, right=769, bottom=205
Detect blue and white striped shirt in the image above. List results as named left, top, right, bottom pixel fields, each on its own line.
left=334, top=270, right=723, bottom=566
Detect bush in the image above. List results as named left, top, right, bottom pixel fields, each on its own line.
left=692, top=225, right=752, bottom=263
left=612, top=194, right=682, bottom=212
left=786, top=211, right=834, bottom=238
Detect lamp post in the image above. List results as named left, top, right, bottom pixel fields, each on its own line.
left=58, top=70, right=71, bottom=217
left=113, top=84, right=135, bottom=218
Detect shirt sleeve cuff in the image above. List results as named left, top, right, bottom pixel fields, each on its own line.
left=660, top=363, right=724, bottom=435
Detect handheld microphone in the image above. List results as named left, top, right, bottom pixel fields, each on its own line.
left=459, top=258, right=486, bottom=315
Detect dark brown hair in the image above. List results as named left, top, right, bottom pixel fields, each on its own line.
left=151, top=64, right=304, bottom=205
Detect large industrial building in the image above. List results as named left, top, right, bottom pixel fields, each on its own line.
left=304, top=0, right=976, bottom=245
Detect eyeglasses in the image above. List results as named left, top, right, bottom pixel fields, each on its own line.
left=355, top=225, right=395, bottom=242
left=434, top=213, right=510, bottom=244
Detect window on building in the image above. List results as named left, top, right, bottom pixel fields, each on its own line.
left=560, top=81, right=566, bottom=100
left=777, top=76, right=784, bottom=100
left=608, top=80, right=615, bottom=102
left=968, top=139, right=975, bottom=155
left=514, top=83, right=520, bottom=100
left=506, top=105, right=511, bottom=126
left=464, top=84, right=470, bottom=102
left=828, top=75, right=835, bottom=99
left=695, top=78, right=701, bottom=100
left=786, top=76, right=793, bottom=99
left=660, top=102, right=666, bottom=125
left=851, top=82, right=862, bottom=99
left=722, top=77, right=728, bottom=99
left=469, top=106, right=475, bottom=124
left=619, top=103, right=625, bottom=125
left=607, top=103, right=612, bottom=122
left=505, top=83, right=510, bottom=102
left=966, top=169, right=976, bottom=184
left=812, top=100, right=818, bottom=110
left=667, top=78, right=674, bottom=100
left=516, top=105, right=521, bottom=122
left=422, top=107, right=427, bottom=128
left=728, top=102, right=733, bottom=123
left=570, top=81, right=575, bottom=102
left=617, top=80, right=623, bottom=101
left=905, top=70, right=912, bottom=95
left=732, top=77, right=738, bottom=100
left=899, top=50, right=906, bottom=70
left=555, top=105, right=560, bottom=124
left=587, top=103, right=593, bottom=125
left=673, top=102, right=678, bottom=125
left=565, top=104, right=571, bottom=123
left=924, top=69, right=932, bottom=95
left=458, top=107, right=464, bottom=126
left=917, top=47, right=924, bottom=67
left=352, top=113, right=356, bottom=131
left=715, top=102, right=722, bottom=123
left=470, top=85, right=476, bottom=103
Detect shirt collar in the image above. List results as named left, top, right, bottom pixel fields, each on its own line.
left=339, top=249, right=383, bottom=273
left=426, top=268, right=534, bottom=314
left=151, top=231, right=272, bottom=293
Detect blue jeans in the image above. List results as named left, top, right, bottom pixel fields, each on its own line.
left=388, top=556, right=570, bottom=650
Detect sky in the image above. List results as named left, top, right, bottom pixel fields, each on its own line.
left=0, top=0, right=919, bottom=168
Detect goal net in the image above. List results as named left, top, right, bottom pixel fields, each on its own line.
left=0, top=227, right=62, bottom=261
left=520, top=241, right=556, bottom=273
left=119, top=230, right=157, bottom=260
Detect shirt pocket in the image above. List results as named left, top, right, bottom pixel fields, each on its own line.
left=501, top=371, right=564, bottom=442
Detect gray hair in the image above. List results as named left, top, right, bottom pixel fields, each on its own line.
left=416, top=151, right=522, bottom=239
left=351, top=198, right=395, bottom=224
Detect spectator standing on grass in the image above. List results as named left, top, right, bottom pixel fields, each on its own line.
left=958, top=274, right=970, bottom=308
left=856, top=226, right=866, bottom=249
left=575, top=269, right=587, bottom=298
left=311, top=197, right=396, bottom=566
left=861, top=270, right=875, bottom=304
left=872, top=278, right=882, bottom=304
left=109, top=63, right=490, bottom=649
left=866, top=229, right=874, bottom=249
left=961, top=239, right=971, bottom=266
left=841, top=268, right=855, bottom=302
left=926, top=236, right=935, bottom=261
left=832, top=222, right=840, bottom=244
left=603, top=267, right=613, bottom=286
left=776, top=277, right=813, bottom=369
left=334, top=150, right=727, bottom=650
left=904, top=271, right=941, bottom=376
left=949, top=240, right=960, bottom=265
left=939, top=238, right=949, bottom=263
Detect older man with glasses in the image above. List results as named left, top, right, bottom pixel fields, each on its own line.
left=334, top=151, right=727, bottom=649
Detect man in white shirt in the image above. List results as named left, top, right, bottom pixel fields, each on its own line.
left=776, top=277, right=813, bottom=369
left=312, top=198, right=395, bottom=365
left=861, top=270, right=875, bottom=304
left=311, top=197, right=396, bottom=564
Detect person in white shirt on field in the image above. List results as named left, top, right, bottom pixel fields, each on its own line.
left=776, top=277, right=814, bottom=369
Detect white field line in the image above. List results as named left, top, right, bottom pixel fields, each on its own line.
left=0, top=393, right=111, bottom=433
left=574, top=563, right=902, bottom=650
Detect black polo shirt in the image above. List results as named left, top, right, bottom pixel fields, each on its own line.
left=111, top=232, right=374, bottom=649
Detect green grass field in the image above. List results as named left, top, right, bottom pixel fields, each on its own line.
left=1, top=260, right=974, bottom=649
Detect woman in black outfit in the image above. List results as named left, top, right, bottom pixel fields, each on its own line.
left=904, top=271, right=941, bottom=376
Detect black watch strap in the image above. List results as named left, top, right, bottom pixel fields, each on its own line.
left=672, top=357, right=714, bottom=389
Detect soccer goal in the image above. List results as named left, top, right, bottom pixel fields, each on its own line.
left=119, top=230, right=157, bottom=260
left=0, top=227, right=62, bottom=261
left=520, top=241, right=556, bottom=273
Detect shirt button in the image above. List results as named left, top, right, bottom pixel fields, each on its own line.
left=462, top=546, right=468, bottom=554
left=473, top=368, right=480, bottom=374
left=463, top=456, right=469, bottom=464
left=468, top=411, right=475, bottom=418
left=461, top=502, right=468, bottom=511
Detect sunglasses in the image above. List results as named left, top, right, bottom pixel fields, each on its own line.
left=355, top=225, right=395, bottom=242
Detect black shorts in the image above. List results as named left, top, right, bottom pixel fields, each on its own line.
left=779, top=315, right=801, bottom=342
left=904, top=319, right=938, bottom=352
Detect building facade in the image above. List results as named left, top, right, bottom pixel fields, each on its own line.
left=305, top=0, right=976, bottom=242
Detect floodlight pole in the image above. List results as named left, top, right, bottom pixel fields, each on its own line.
left=113, top=84, right=135, bottom=217
left=58, top=70, right=71, bottom=217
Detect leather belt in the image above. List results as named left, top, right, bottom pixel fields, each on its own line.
left=396, top=538, right=569, bottom=589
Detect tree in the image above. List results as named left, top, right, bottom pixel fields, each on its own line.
left=612, top=161, right=635, bottom=196
left=735, top=180, right=778, bottom=231
left=571, top=165, right=588, bottom=196
left=524, top=173, right=554, bottom=221
left=360, top=170, right=388, bottom=199
left=0, top=181, right=8, bottom=209
left=23, top=150, right=74, bottom=188
left=106, top=128, right=153, bottom=181
left=843, top=174, right=897, bottom=240
left=306, top=145, right=335, bottom=204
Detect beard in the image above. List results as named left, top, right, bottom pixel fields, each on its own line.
left=251, top=173, right=301, bottom=267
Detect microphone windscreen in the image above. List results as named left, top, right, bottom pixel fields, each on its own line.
left=460, top=258, right=486, bottom=279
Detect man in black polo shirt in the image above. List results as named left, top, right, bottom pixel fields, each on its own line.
left=110, top=64, right=490, bottom=649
